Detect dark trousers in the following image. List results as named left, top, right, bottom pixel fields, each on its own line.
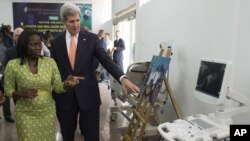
left=114, top=58, right=124, bottom=73
left=3, top=96, right=12, bottom=119
left=56, top=95, right=100, bottom=141
left=0, top=81, right=13, bottom=119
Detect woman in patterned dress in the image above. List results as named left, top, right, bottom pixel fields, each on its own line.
left=4, top=30, right=83, bottom=141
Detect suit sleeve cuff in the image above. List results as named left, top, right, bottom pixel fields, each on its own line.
left=119, top=75, right=128, bottom=82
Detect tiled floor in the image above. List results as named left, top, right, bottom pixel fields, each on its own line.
left=0, top=83, right=160, bottom=141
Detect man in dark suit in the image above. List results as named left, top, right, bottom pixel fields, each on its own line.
left=4, top=27, right=24, bottom=64
left=50, top=3, right=140, bottom=141
left=113, top=30, right=125, bottom=72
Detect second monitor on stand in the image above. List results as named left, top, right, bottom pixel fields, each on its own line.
left=194, top=58, right=231, bottom=106
left=194, top=58, right=249, bottom=123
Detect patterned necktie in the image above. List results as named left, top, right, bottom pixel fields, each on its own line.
left=69, top=35, right=76, bottom=69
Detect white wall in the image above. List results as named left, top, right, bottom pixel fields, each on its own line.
left=135, top=0, right=250, bottom=124
left=112, top=0, right=135, bottom=15
left=233, top=0, right=250, bottom=124
left=92, top=0, right=113, bottom=35
left=0, top=0, right=111, bottom=34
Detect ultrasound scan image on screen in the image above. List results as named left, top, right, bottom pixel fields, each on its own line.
left=195, top=61, right=226, bottom=98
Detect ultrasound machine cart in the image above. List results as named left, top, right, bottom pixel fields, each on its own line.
left=158, top=58, right=249, bottom=141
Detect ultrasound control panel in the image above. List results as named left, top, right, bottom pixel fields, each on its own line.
left=158, top=114, right=229, bottom=141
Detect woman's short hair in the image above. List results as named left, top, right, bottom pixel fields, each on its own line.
left=60, top=3, right=81, bottom=22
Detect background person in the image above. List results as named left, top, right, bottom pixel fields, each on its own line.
left=0, top=30, right=15, bottom=122
left=0, top=24, right=14, bottom=48
left=113, top=30, right=125, bottom=72
left=104, top=32, right=114, bottom=58
left=4, top=27, right=24, bottom=64
left=1, top=27, right=24, bottom=123
left=96, top=29, right=108, bottom=82
left=43, top=30, right=54, bottom=49
left=0, top=32, right=7, bottom=107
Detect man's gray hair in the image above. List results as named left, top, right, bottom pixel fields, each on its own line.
left=60, top=3, right=81, bottom=22
left=14, top=27, right=24, bottom=35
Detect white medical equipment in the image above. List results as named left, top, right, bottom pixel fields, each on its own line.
left=158, top=58, right=249, bottom=141
left=158, top=114, right=230, bottom=141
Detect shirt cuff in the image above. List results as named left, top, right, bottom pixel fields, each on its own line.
left=119, top=75, right=128, bottom=82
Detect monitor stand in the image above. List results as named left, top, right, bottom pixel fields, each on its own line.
left=211, top=88, right=249, bottom=125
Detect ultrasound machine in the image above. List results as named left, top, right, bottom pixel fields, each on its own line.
left=158, top=58, right=249, bottom=141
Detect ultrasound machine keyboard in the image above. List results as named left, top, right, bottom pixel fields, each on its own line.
left=158, top=114, right=230, bottom=141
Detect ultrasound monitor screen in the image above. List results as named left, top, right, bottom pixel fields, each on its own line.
left=195, top=61, right=226, bottom=98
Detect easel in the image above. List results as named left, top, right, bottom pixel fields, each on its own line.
left=123, top=47, right=181, bottom=141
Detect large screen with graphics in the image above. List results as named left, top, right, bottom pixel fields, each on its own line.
left=13, top=2, right=92, bottom=36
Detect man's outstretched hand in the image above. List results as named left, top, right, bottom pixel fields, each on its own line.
left=120, top=78, right=140, bottom=94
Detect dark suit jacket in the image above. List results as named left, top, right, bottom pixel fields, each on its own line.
left=113, top=38, right=125, bottom=61
left=1, top=46, right=17, bottom=91
left=51, top=30, right=124, bottom=110
left=4, top=46, right=17, bottom=66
